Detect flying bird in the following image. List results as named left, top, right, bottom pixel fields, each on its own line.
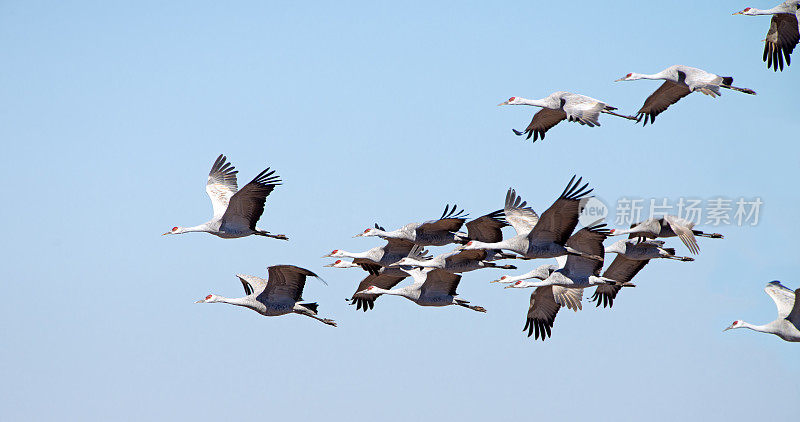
left=615, top=65, right=756, bottom=125
left=609, top=215, right=723, bottom=255
left=163, top=154, right=287, bottom=240
left=195, top=265, right=336, bottom=326
left=322, top=241, right=422, bottom=274
left=590, top=254, right=653, bottom=308
left=490, top=262, right=560, bottom=284
left=498, top=92, right=636, bottom=142
left=724, top=281, right=800, bottom=342
left=355, top=268, right=487, bottom=313
left=391, top=248, right=518, bottom=274
left=734, top=2, right=800, bottom=71
left=354, top=205, right=469, bottom=246
left=604, top=239, right=695, bottom=262
left=461, top=176, right=602, bottom=261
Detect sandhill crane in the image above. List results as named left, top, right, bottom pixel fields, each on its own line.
left=498, top=92, right=636, bottom=142
left=163, top=154, right=287, bottom=240
left=355, top=268, right=487, bottom=312
left=195, top=265, right=336, bottom=326
left=461, top=176, right=602, bottom=261
left=734, top=2, right=800, bottom=71
left=490, top=262, right=560, bottom=284
left=347, top=272, right=409, bottom=312
left=354, top=205, right=469, bottom=246
left=604, top=239, right=695, bottom=261
left=322, top=240, right=420, bottom=274
left=724, top=281, right=800, bottom=342
left=615, top=65, right=756, bottom=125
left=609, top=215, right=723, bottom=255
left=323, top=244, right=428, bottom=275
left=503, top=225, right=621, bottom=290
left=590, top=255, right=652, bottom=308
left=391, top=248, right=518, bottom=274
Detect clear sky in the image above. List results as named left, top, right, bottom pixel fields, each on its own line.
left=1, top=1, right=798, bottom=420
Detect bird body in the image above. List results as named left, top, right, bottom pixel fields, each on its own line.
left=392, top=248, right=517, bottom=274
left=616, top=65, right=756, bottom=125
left=491, top=263, right=559, bottom=284
left=356, top=268, right=486, bottom=312
left=462, top=177, right=601, bottom=261
left=604, top=239, right=694, bottom=261
left=498, top=91, right=636, bottom=141
left=354, top=205, right=468, bottom=246
left=196, top=265, right=336, bottom=326
left=164, top=154, right=287, bottom=240
left=734, top=1, right=800, bottom=71
left=323, top=239, right=418, bottom=271
left=610, top=215, right=723, bottom=255
left=725, top=281, right=800, bottom=342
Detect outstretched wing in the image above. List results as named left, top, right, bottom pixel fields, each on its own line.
left=562, top=94, right=604, bottom=127
left=260, top=265, right=321, bottom=304
left=591, top=255, right=650, bottom=308
left=221, top=167, right=281, bottom=230
left=523, top=286, right=561, bottom=341
left=528, top=175, right=593, bottom=245
left=763, top=13, right=799, bottom=71
left=504, top=188, right=539, bottom=236
left=206, top=154, right=239, bottom=219
left=563, top=224, right=610, bottom=276
left=664, top=215, right=700, bottom=255
left=420, top=269, right=462, bottom=297
left=417, top=204, right=468, bottom=234
left=635, top=80, right=691, bottom=126
left=513, top=108, right=567, bottom=142
left=764, top=281, right=796, bottom=319
left=237, top=274, right=268, bottom=296
left=349, top=273, right=407, bottom=312
left=465, top=209, right=508, bottom=243
left=551, top=286, right=583, bottom=311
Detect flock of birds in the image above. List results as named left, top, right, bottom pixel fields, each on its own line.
left=163, top=2, right=800, bottom=343
left=498, top=2, right=800, bottom=142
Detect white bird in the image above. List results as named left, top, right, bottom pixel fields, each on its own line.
left=195, top=265, right=336, bottom=326
left=354, top=205, right=469, bottom=246
left=490, top=262, right=560, bottom=284
left=391, top=248, right=518, bottom=274
left=498, top=92, right=636, bottom=142
left=604, top=239, right=695, bottom=262
left=355, top=268, right=487, bottom=312
left=461, top=176, right=602, bottom=261
left=609, top=215, right=723, bottom=255
left=164, top=154, right=287, bottom=240
left=322, top=240, right=420, bottom=274
left=724, top=281, right=800, bottom=342
left=615, top=65, right=756, bottom=125
left=734, top=2, right=800, bottom=71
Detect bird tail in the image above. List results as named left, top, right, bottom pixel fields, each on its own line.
left=663, top=247, right=676, bottom=256
left=299, top=302, right=319, bottom=314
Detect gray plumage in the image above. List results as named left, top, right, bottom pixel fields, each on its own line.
left=724, top=281, right=800, bottom=342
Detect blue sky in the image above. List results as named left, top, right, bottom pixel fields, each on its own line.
left=1, top=1, right=798, bottom=420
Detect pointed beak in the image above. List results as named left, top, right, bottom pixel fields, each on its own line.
left=195, top=299, right=205, bottom=303
left=323, top=263, right=335, bottom=267
left=490, top=279, right=501, bottom=283
left=353, top=233, right=363, bottom=238
left=162, top=232, right=171, bottom=235
left=504, top=284, right=514, bottom=289
left=321, top=254, right=332, bottom=258
left=732, top=11, right=742, bottom=15
left=614, top=78, right=625, bottom=82
left=723, top=326, right=732, bottom=331
left=497, top=101, right=509, bottom=106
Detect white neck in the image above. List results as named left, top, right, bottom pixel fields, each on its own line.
left=513, top=97, right=549, bottom=107
left=214, top=296, right=253, bottom=308
left=739, top=321, right=775, bottom=334
left=180, top=223, right=211, bottom=234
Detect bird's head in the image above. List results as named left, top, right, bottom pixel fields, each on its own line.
left=498, top=96, right=525, bottom=106
left=460, top=240, right=483, bottom=251
left=324, top=259, right=354, bottom=268
left=723, top=320, right=743, bottom=331
left=354, top=227, right=379, bottom=238
left=195, top=294, right=218, bottom=303
left=504, top=280, right=525, bottom=289
left=491, top=275, right=511, bottom=284
left=163, top=226, right=183, bottom=235
left=322, top=249, right=347, bottom=258
left=615, top=73, right=642, bottom=82
left=733, top=7, right=754, bottom=15
left=356, top=285, right=379, bottom=295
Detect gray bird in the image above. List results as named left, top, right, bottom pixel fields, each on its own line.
left=724, top=281, right=800, bottom=342
left=196, top=265, right=336, bottom=327
left=164, top=154, right=287, bottom=240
